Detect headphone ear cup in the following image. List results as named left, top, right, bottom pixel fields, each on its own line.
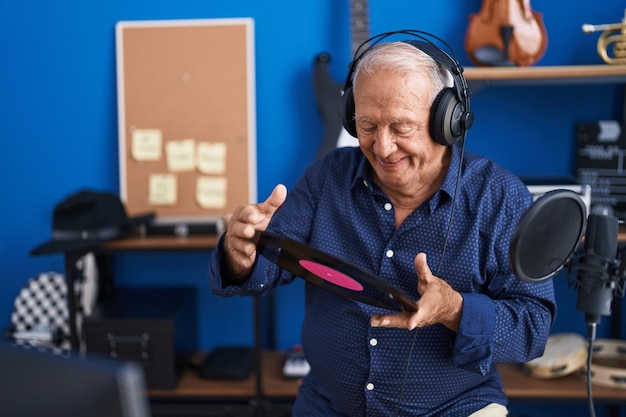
left=430, top=87, right=465, bottom=147
left=340, top=86, right=358, bottom=138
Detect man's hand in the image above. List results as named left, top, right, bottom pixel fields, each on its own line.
left=370, top=252, right=463, bottom=332
left=224, top=184, right=287, bottom=280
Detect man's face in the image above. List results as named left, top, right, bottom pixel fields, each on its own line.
left=353, top=68, right=448, bottom=197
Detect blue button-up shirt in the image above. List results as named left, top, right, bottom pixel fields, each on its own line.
left=209, top=145, right=556, bottom=416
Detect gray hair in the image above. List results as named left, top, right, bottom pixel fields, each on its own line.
left=352, top=41, right=453, bottom=105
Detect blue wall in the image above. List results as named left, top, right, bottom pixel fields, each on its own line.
left=2, top=1, right=626, bottom=415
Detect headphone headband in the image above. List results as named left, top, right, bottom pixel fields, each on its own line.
left=345, top=30, right=459, bottom=83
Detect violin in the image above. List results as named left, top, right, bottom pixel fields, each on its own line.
left=465, top=0, right=548, bottom=66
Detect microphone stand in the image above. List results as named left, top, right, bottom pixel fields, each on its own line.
left=570, top=249, right=624, bottom=417
left=584, top=321, right=597, bottom=417
left=580, top=211, right=622, bottom=416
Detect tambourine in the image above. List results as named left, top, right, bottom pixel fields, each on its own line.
left=523, top=333, right=588, bottom=379
left=583, top=338, right=626, bottom=389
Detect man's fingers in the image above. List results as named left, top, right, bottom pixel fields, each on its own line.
left=414, top=253, right=430, bottom=278
left=222, top=184, right=287, bottom=279
left=227, top=235, right=258, bottom=263
left=414, top=252, right=434, bottom=291
left=371, top=312, right=421, bottom=331
left=369, top=253, right=434, bottom=331
left=227, top=215, right=258, bottom=240
left=228, top=184, right=287, bottom=234
left=259, top=184, right=287, bottom=216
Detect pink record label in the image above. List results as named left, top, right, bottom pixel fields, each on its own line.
left=299, top=260, right=364, bottom=291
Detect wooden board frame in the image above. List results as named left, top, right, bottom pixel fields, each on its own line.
left=116, top=18, right=256, bottom=224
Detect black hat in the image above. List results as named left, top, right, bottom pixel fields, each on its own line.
left=30, top=190, right=155, bottom=256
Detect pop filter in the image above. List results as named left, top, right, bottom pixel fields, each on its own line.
left=510, top=190, right=587, bottom=283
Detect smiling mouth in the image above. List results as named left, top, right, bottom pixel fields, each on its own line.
left=378, top=157, right=405, bottom=167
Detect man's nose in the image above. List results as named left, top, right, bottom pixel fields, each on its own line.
left=373, top=129, right=397, bottom=156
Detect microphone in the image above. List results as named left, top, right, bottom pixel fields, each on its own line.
left=573, top=212, right=620, bottom=328
left=509, top=191, right=625, bottom=416
left=509, top=189, right=626, bottom=330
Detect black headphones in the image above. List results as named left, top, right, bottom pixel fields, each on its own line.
left=340, top=30, right=474, bottom=147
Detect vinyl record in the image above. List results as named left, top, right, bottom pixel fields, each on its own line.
left=253, top=230, right=416, bottom=312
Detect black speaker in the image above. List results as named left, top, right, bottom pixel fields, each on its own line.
left=340, top=30, right=474, bottom=147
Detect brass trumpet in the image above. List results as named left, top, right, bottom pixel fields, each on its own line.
left=582, top=11, right=626, bottom=65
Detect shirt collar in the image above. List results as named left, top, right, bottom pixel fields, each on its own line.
left=352, top=144, right=463, bottom=202
left=440, top=144, right=462, bottom=200
left=352, top=153, right=373, bottom=191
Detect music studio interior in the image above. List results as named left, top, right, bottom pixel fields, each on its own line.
left=4, top=1, right=626, bottom=416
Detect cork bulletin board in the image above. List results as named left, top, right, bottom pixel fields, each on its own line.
left=116, top=18, right=256, bottom=224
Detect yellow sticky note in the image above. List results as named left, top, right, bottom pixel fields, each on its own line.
left=197, top=142, right=227, bottom=174
left=149, top=174, right=177, bottom=205
left=166, top=139, right=196, bottom=172
left=196, top=176, right=227, bottom=209
left=131, top=129, right=162, bottom=161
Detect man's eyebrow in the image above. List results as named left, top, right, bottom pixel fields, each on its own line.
left=354, top=115, right=402, bottom=123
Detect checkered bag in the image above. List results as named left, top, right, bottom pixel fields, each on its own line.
left=10, top=271, right=72, bottom=353
left=9, top=253, right=99, bottom=354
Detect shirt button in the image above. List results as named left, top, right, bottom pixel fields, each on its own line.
left=384, top=202, right=392, bottom=211
left=363, top=179, right=369, bottom=187
left=386, top=250, right=394, bottom=258
left=366, top=383, right=375, bottom=391
left=370, top=338, right=378, bottom=346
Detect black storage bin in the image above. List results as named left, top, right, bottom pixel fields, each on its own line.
left=83, top=286, right=197, bottom=389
